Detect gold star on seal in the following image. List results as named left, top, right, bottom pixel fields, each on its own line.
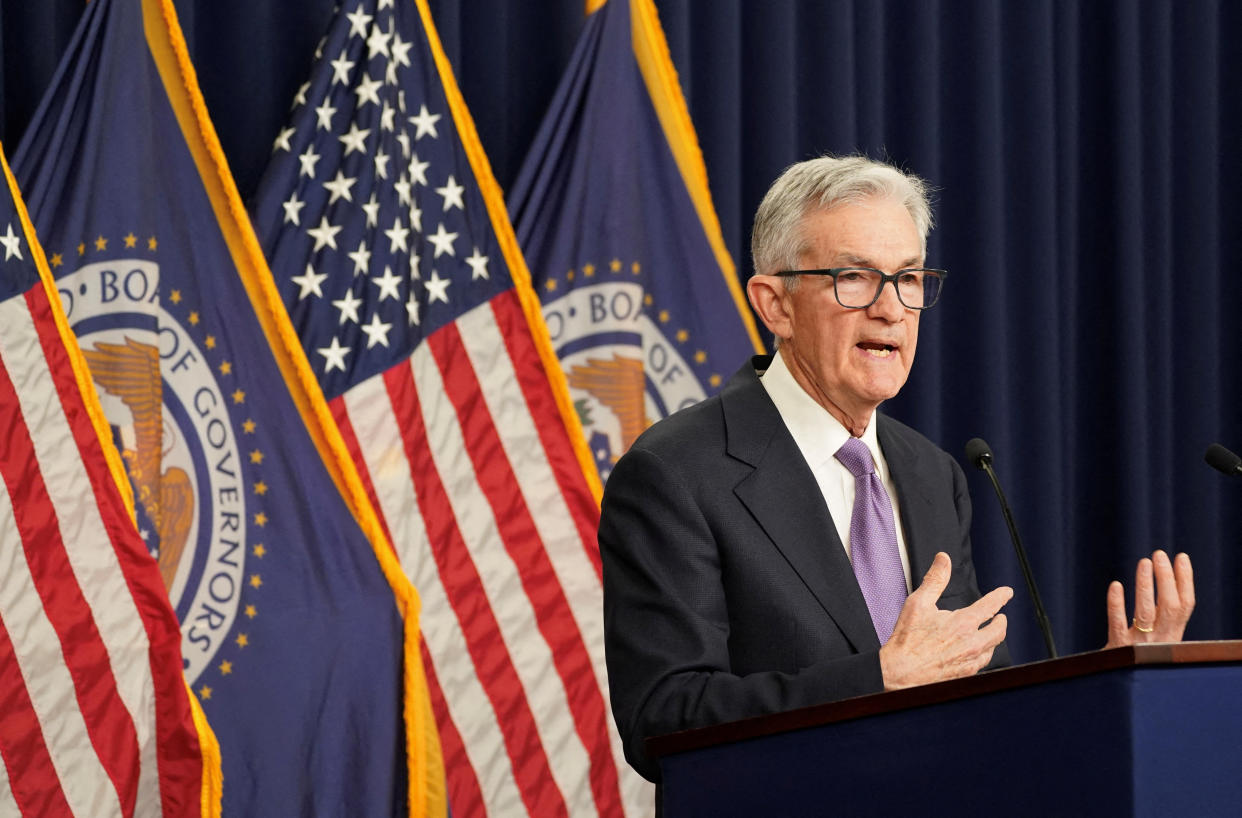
left=124, top=233, right=137, bottom=248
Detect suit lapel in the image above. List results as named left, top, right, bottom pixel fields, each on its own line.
left=723, top=359, right=880, bottom=653
left=877, top=416, right=939, bottom=583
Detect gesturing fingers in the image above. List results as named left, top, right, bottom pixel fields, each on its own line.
left=923, top=588, right=1011, bottom=663
left=881, top=554, right=1013, bottom=690
left=1131, top=556, right=1156, bottom=634
left=977, top=612, right=1008, bottom=651
left=1174, top=552, right=1195, bottom=612
left=889, top=553, right=951, bottom=641
left=968, top=585, right=1015, bottom=623
left=911, top=552, right=952, bottom=604
left=1152, top=550, right=1195, bottom=640
left=1103, top=551, right=1197, bottom=649
left=941, top=608, right=1009, bottom=677
left=1152, top=549, right=1176, bottom=593
left=881, top=588, right=1010, bottom=689
left=1105, top=580, right=1129, bottom=648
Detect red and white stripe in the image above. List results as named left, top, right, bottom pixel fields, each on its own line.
left=0, top=281, right=204, bottom=817
left=331, top=289, right=653, bottom=817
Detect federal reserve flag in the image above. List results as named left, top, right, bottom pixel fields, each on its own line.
left=12, top=0, right=442, bottom=814
left=508, top=0, right=763, bottom=481
left=249, top=0, right=649, bottom=815
left=0, top=145, right=218, bottom=816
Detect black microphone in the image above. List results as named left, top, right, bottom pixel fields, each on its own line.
left=965, top=437, right=1057, bottom=659
left=1205, top=443, right=1242, bottom=477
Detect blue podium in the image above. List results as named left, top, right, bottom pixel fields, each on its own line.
left=648, top=642, right=1242, bottom=817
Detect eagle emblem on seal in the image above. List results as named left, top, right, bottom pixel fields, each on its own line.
left=567, top=353, right=649, bottom=460
left=82, top=337, right=194, bottom=592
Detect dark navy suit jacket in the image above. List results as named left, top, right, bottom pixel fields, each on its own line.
left=599, top=356, right=1006, bottom=781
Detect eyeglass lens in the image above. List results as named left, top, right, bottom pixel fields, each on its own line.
left=835, top=269, right=943, bottom=309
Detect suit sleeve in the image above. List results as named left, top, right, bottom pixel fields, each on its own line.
left=599, top=444, right=885, bottom=781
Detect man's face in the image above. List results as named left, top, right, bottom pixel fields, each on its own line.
left=777, top=195, right=923, bottom=430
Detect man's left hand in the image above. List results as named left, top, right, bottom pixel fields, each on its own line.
left=1105, top=550, right=1194, bottom=647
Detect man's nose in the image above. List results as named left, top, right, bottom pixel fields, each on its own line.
left=867, top=279, right=906, bottom=319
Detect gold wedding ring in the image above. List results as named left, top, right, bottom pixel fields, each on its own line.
left=1133, top=619, right=1154, bottom=633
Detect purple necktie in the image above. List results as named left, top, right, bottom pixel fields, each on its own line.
left=835, top=437, right=907, bottom=644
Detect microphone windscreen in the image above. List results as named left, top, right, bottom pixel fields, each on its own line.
left=1205, top=443, right=1242, bottom=476
left=964, top=437, right=993, bottom=469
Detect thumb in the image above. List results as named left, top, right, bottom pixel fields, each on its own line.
left=913, top=552, right=952, bottom=600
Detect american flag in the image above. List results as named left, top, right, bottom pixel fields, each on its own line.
left=0, top=149, right=217, bottom=816
left=250, top=1, right=650, bottom=816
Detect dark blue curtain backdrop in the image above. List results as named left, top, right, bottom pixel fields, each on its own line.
left=2, top=1, right=1238, bottom=664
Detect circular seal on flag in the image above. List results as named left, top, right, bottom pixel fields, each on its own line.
left=57, top=259, right=248, bottom=684
left=541, top=277, right=707, bottom=479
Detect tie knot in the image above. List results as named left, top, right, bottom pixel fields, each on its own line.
left=834, top=437, right=875, bottom=478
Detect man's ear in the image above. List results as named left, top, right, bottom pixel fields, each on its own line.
left=747, top=275, right=793, bottom=342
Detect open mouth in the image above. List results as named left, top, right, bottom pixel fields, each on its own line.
left=857, top=341, right=897, bottom=358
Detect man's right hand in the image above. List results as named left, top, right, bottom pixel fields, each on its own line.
left=879, top=551, right=1012, bottom=690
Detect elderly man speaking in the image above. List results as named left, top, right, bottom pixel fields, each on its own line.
left=598, top=154, right=1195, bottom=782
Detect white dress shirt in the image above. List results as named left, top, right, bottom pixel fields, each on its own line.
left=759, top=352, right=913, bottom=591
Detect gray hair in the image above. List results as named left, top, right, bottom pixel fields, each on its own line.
left=750, top=154, right=934, bottom=282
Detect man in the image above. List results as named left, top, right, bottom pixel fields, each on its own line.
left=598, top=154, right=1194, bottom=782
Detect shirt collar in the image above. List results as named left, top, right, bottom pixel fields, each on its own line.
left=759, top=351, right=882, bottom=465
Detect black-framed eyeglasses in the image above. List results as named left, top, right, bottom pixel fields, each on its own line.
left=774, top=267, right=948, bottom=310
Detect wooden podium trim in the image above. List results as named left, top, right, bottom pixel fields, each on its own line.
left=646, top=640, right=1242, bottom=760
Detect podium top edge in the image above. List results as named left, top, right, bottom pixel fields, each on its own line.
left=646, top=640, right=1242, bottom=760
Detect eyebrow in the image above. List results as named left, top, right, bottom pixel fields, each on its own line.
left=833, top=253, right=924, bottom=270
